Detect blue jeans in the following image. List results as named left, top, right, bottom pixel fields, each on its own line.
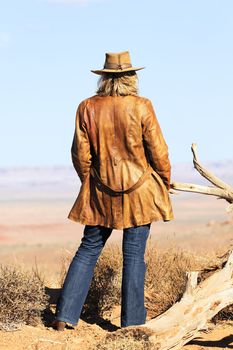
left=55, top=223, right=151, bottom=327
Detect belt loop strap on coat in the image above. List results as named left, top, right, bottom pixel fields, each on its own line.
left=90, top=164, right=153, bottom=196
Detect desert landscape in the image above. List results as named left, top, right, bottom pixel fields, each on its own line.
left=0, top=161, right=233, bottom=349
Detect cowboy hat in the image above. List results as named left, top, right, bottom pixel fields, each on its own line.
left=91, top=51, right=145, bottom=75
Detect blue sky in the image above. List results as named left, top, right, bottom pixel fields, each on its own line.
left=0, top=0, right=233, bottom=167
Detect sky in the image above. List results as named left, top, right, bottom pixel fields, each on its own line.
left=0, top=0, right=233, bottom=167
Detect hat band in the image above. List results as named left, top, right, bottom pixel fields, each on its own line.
left=104, top=63, right=132, bottom=70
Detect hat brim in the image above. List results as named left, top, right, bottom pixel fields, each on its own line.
left=90, top=67, right=145, bottom=75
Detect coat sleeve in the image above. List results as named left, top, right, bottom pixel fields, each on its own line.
left=141, top=99, right=171, bottom=190
left=71, top=101, right=92, bottom=183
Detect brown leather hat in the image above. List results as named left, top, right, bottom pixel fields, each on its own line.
left=91, top=51, right=145, bottom=75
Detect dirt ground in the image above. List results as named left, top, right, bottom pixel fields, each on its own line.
left=0, top=318, right=233, bottom=350
left=0, top=193, right=233, bottom=349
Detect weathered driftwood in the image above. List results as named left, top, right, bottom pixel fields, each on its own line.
left=139, top=250, right=233, bottom=349
left=171, top=143, right=233, bottom=212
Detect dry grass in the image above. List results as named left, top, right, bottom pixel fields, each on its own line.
left=58, top=244, right=122, bottom=319
left=144, top=238, right=215, bottom=319
left=84, top=243, right=122, bottom=318
left=0, top=265, right=49, bottom=331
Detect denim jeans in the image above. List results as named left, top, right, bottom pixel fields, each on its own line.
left=55, top=223, right=151, bottom=327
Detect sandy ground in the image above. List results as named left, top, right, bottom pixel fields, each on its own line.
left=0, top=194, right=232, bottom=276
left=0, top=193, right=233, bottom=349
left=0, top=318, right=233, bottom=350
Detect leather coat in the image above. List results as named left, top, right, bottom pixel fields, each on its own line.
left=68, top=95, right=174, bottom=229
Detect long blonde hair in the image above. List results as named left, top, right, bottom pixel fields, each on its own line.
left=96, top=71, right=138, bottom=96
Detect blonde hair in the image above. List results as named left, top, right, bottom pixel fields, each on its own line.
left=96, top=71, right=138, bottom=96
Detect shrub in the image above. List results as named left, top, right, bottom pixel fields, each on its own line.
left=143, top=239, right=214, bottom=319
left=58, top=244, right=122, bottom=319
left=84, top=243, right=122, bottom=318
left=0, top=265, right=49, bottom=331
left=93, top=327, right=154, bottom=350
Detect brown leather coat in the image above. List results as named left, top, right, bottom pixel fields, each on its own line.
left=67, top=95, right=174, bottom=229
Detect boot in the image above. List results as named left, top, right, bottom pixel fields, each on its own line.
left=52, top=320, right=66, bottom=331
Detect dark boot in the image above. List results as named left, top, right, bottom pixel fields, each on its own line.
left=52, top=320, right=66, bottom=331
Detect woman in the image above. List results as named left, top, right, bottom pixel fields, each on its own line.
left=53, top=51, right=174, bottom=331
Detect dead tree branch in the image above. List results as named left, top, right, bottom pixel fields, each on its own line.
left=171, top=143, right=233, bottom=211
